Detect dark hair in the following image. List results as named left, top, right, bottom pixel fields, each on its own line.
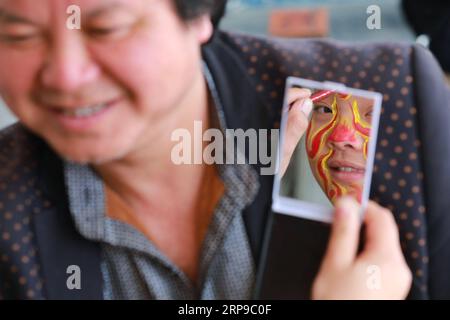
left=173, top=0, right=227, bottom=28
left=402, top=0, right=450, bottom=72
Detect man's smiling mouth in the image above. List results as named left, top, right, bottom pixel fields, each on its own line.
left=46, top=97, right=123, bottom=119
left=38, top=96, right=125, bottom=132
left=60, top=102, right=111, bottom=118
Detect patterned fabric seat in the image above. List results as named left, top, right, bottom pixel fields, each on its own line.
left=220, top=32, right=450, bottom=299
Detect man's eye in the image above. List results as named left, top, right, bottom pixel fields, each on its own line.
left=86, top=25, right=131, bottom=38
left=0, top=24, right=42, bottom=45
left=0, top=33, right=39, bottom=44
left=314, top=105, right=333, bottom=114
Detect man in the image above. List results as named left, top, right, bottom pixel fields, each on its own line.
left=0, top=0, right=413, bottom=299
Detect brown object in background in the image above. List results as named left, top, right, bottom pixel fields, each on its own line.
left=268, top=8, right=329, bottom=38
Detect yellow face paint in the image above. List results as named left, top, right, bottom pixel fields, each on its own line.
left=351, top=100, right=371, bottom=160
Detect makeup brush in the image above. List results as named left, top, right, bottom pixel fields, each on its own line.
left=310, top=89, right=336, bottom=103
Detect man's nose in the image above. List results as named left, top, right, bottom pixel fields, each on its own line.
left=40, top=32, right=100, bottom=92
left=327, top=123, right=362, bottom=151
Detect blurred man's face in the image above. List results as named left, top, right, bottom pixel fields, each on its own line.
left=0, top=0, right=212, bottom=163
left=306, top=94, right=372, bottom=203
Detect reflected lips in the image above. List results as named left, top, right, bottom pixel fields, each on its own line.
left=327, top=159, right=365, bottom=183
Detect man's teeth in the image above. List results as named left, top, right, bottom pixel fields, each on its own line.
left=62, top=103, right=108, bottom=118
left=336, top=167, right=363, bottom=173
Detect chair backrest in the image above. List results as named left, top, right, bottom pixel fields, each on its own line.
left=223, top=31, right=450, bottom=299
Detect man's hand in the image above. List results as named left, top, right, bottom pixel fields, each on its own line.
left=312, top=197, right=412, bottom=300
left=280, top=88, right=313, bottom=176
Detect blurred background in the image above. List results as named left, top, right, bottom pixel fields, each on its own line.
left=0, top=97, right=15, bottom=129
left=221, top=0, right=415, bottom=41
left=1, top=0, right=449, bottom=129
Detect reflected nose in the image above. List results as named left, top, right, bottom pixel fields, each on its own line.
left=327, top=123, right=362, bottom=151
left=40, top=32, right=100, bottom=93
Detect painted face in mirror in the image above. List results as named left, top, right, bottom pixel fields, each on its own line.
left=305, top=92, right=373, bottom=204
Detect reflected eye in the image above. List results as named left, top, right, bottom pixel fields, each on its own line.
left=314, top=105, right=333, bottom=114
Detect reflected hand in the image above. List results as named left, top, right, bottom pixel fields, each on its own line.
left=312, top=197, right=412, bottom=300
left=280, top=88, right=313, bottom=176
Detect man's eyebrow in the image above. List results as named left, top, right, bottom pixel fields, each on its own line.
left=86, top=2, right=128, bottom=19
left=0, top=8, right=37, bottom=25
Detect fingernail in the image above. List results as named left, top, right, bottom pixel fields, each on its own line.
left=301, top=99, right=313, bottom=116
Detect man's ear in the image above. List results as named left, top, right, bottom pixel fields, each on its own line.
left=191, top=14, right=214, bottom=45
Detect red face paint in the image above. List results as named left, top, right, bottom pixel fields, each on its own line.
left=328, top=123, right=357, bottom=143
left=306, top=112, right=337, bottom=159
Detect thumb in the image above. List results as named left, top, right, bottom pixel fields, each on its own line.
left=322, top=197, right=362, bottom=270
left=360, top=201, right=401, bottom=257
